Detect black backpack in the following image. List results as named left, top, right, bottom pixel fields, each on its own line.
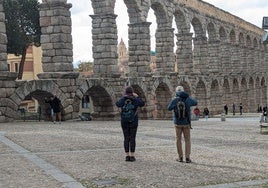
left=121, top=98, right=136, bottom=123
left=175, top=98, right=187, bottom=120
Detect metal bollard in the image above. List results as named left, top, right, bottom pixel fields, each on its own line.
left=221, top=113, right=226, bottom=121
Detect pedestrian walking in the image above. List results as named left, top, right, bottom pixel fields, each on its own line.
left=193, top=106, right=200, bottom=120
left=203, top=107, right=209, bottom=121
left=239, top=103, right=243, bottom=115
left=116, top=86, right=145, bottom=162
left=232, top=103, right=236, bottom=116
left=224, top=104, right=228, bottom=115
left=45, top=95, right=62, bottom=124
left=167, top=86, right=197, bottom=163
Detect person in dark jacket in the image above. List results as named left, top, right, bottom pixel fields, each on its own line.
left=167, top=86, right=197, bottom=163
left=45, top=95, right=62, bottom=124
left=203, top=107, right=209, bottom=120
left=116, top=86, right=145, bottom=162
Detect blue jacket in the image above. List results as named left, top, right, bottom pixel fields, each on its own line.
left=167, top=91, right=197, bottom=125
left=116, top=95, right=145, bottom=127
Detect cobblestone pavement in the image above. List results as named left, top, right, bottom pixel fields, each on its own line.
left=0, top=116, right=267, bottom=188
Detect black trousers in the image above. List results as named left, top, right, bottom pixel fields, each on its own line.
left=121, top=124, right=138, bottom=153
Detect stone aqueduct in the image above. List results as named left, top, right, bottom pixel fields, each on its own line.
left=0, top=0, right=267, bottom=122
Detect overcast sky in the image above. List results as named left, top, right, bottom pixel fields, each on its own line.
left=63, top=0, right=268, bottom=67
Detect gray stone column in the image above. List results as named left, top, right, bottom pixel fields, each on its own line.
left=155, top=27, right=175, bottom=74
left=0, top=0, right=17, bottom=81
left=175, top=33, right=193, bottom=75
left=220, top=42, right=231, bottom=75
left=38, top=0, right=78, bottom=79
left=208, top=40, right=220, bottom=74
left=90, top=14, right=119, bottom=78
left=0, top=0, right=18, bottom=122
left=193, top=36, right=209, bottom=74
left=240, top=46, right=247, bottom=73
left=230, top=44, right=240, bottom=75
left=247, top=47, right=255, bottom=74
left=128, top=22, right=151, bottom=77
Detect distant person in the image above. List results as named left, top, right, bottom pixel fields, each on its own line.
left=167, top=86, right=197, bottom=163
left=239, top=103, right=243, bottom=115
left=193, top=106, right=200, bottom=120
left=259, top=106, right=262, bottom=113
left=203, top=107, right=209, bottom=121
left=232, top=103, right=236, bottom=116
left=45, top=95, right=62, bottom=124
left=224, top=104, right=228, bottom=115
left=116, top=86, right=145, bottom=162
left=263, top=105, right=267, bottom=121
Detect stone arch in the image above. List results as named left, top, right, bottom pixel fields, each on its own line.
left=74, top=79, right=117, bottom=120
left=210, top=79, right=221, bottom=114
left=241, top=77, right=248, bottom=112
left=207, top=22, right=216, bottom=41
left=219, top=26, right=227, bottom=41
left=222, top=78, right=231, bottom=106
left=232, top=78, right=239, bottom=104
left=238, top=33, right=245, bottom=46
left=91, top=0, right=115, bottom=14
left=178, top=81, right=191, bottom=96
left=261, top=77, right=267, bottom=106
left=248, top=77, right=255, bottom=112
left=151, top=78, right=174, bottom=119
left=154, top=82, right=172, bottom=119
left=253, top=38, right=258, bottom=48
left=174, top=8, right=190, bottom=33
left=229, top=30, right=236, bottom=44
left=124, top=0, right=148, bottom=23
left=10, top=80, right=70, bottom=120
left=151, top=0, right=171, bottom=28
left=191, top=17, right=204, bottom=37
left=246, top=35, right=252, bottom=48
left=195, top=80, right=207, bottom=110
left=256, top=77, right=261, bottom=110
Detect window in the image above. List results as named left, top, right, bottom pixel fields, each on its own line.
left=15, top=63, right=19, bottom=72
left=7, top=64, right=10, bottom=71
left=262, top=17, right=268, bottom=29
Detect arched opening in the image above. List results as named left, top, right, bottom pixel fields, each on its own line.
left=154, top=83, right=172, bottom=119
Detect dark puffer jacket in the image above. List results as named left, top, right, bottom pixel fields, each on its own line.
left=167, top=91, right=197, bottom=125
left=116, top=94, right=145, bottom=127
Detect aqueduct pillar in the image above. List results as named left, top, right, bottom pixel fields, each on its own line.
left=38, top=0, right=78, bottom=79
left=0, top=0, right=18, bottom=122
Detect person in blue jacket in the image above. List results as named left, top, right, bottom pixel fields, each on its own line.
left=167, top=86, right=197, bottom=163
left=116, top=86, right=145, bottom=162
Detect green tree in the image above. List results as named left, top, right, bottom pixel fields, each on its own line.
left=4, top=0, right=41, bottom=80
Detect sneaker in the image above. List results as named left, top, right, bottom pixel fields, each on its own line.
left=125, top=156, right=130, bottom=162
left=176, top=157, right=183, bottom=162
left=186, top=158, right=192, bottom=163
left=129, top=156, right=136, bottom=162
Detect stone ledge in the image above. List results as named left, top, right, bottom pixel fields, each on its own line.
left=37, top=72, right=79, bottom=79
left=0, top=72, right=18, bottom=81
